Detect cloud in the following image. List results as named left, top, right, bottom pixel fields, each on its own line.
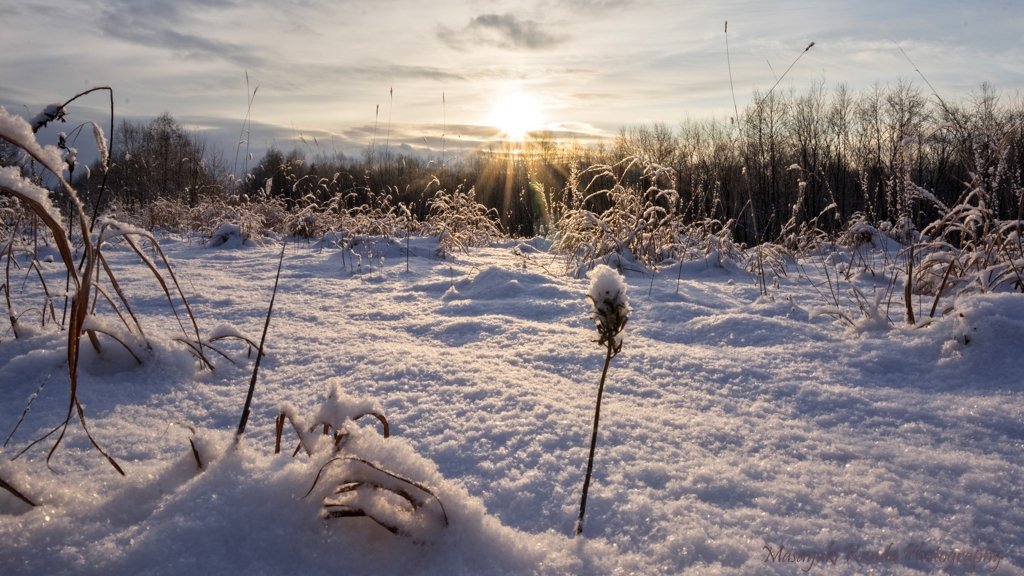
left=438, top=13, right=567, bottom=51
left=559, top=0, right=635, bottom=11
left=316, top=63, right=467, bottom=83
left=103, top=24, right=265, bottom=67
left=95, top=0, right=264, bottom=67
left=0, top=84, right=34, bottom=105
left=94, top=0, right=234, bottom=32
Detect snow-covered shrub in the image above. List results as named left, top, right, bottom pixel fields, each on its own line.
left=425, top=183, right=503, bottom=258
left=838, top=211, right=883, bottom=250
left=552, top=158, right=676, bottom=274
left=872, top=128, right=1024, bottom=325
left=798, top=126, right=1024, bottom=328
left=915, top=181, right=1024, bottom=301
left=205, top=222, right=255, bottom=249
left=746, top=241, right=791, bottom=295
left=553, top=157, right=743, bottom=277
left=205, top=196, right=271, bottom=241
left=682, top=215, right=744, bottom=264
left=776, top=177, right=837, bottom=254
left=145, top=198, right=191, bottom=231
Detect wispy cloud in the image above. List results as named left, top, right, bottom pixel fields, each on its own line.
left=311, top=63, right=467, bottom=83
left=103, top=25, right=265, bottom=67
left=0, top=84, right=35, bottom=104
left=437, top=13, right=567, bottom=51
left=555, top=0, right=636, bottom=11
left=96, top=0, right=264, bottom=66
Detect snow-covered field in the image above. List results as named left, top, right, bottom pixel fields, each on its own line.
left=1, top=235, right=1022, bottom=575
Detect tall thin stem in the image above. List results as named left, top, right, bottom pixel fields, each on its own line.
left=441, top=92, right=446, bottom=168
left=385, top=87, right=393, bottom=163
left=725, top=21, right=740, bottom=127
left=87, top=87, right=115, bottom=233
left=575, top=341, right=614, bottom=536
left=235, top=240, right=287, bottom=442
left=754, top=42, right=815, bottom=110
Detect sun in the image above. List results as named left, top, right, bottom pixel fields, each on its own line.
left=488, top=92, right=544, bottom=140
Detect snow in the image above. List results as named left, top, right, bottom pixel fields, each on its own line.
left=0, top=106, right=65, bottom=176
left=0, top=166, right=64, bottom=225
left=205, top=223, right=256, bottom=249
left=587, top=264, right=628, bottom=310
left=28, top=104, right=66, bottom=133
left=587, top=264, right=631, bottom=351
left=1, top=235, right=1022, bottom=575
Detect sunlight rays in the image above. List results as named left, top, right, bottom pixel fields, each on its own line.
left=487, top=91, right=544, bottom=140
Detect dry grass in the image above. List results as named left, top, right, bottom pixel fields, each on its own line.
left=0, top=103, right=217, bottom=475
left=552, top=157, right=745, bottom=277
left=426, top=181, right=503, bottom=258
left=275, top=386, right=448, bottom=538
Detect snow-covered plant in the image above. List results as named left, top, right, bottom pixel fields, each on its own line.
left=275, top=383, right=390, bottom=456
left=553, top=158, right=674, bottom=274
left=915, top=178, right=1024, bottom=300
left=746, top=241, right=790, bottom=295
left=552, top=157, right=742, bottom=278
left=0, top=103, right=125, bottom=472
left=426, top=183, right=503, bottom=258
left=900, top=127, right=1024, bottom=319
left=0, top=102, right=226, bottom=476
left=575, top=264, right=631, bottom=536
left=275, top=384, right=448, bottom=537
left=587, top=265, right=631, bottom=355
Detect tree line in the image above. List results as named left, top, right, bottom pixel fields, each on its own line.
left=44, top=80, right=1024, bottom=244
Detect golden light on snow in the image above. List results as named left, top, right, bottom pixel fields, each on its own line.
left=487, top=92, right=544, bottom=140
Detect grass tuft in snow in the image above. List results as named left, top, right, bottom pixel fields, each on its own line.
left=275, top=384, right=446, bottom=539
left=0, top=98, right=227, bottom=477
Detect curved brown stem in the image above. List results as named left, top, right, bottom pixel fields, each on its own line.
left=353, top=412, right=390, bottom=437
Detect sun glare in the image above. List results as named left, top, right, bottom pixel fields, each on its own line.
left=488, top=92, right=543, bottom=140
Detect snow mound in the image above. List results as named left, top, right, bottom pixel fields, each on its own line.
left=0, top=401, right=608, bottom=576
left=206, top=223, right=256, bottom=249
left=451, top=266, right=565, bottom=301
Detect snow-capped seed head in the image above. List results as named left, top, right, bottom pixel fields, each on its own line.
left=587, top=264, right=631, bottom=354
left=62, top=145, right=78, bottom=171
left=90, top=122, right=108, bottom=169
left=588, top=264, right=627, bottom=309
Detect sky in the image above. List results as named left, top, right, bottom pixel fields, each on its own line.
left=2, top=0, right=1023, bottom=166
